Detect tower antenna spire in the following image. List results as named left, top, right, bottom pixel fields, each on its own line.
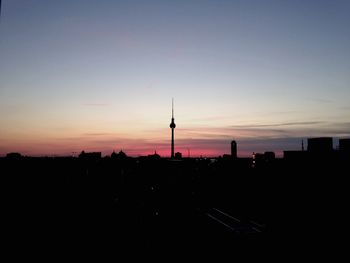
left=302, top=139, right=304, bottom=151
left=172, top=98, right=174, bottom=119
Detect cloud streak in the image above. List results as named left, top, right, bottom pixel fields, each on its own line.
left=229, top=121, right=325, bottom=128
left=82, top=103, right=109, bottom=106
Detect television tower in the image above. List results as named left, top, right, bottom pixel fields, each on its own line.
left=169, top=98, right=176, bottom=158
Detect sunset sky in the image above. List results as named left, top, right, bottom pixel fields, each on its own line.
left=1, top=0, right=350, bottom=157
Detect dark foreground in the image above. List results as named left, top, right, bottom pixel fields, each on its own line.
left=2, top=155, right=347, bottom=257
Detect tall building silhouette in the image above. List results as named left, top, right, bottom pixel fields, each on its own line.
left=307, top=137, right=333, bottom=153
left=339, top=138, right=350, bottom=154
left=169, top=99, right=176, bottom=158
left=231, top=140, right=237, bottom=158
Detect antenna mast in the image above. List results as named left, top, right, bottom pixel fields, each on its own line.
left=172, top=98, right=174, bottom=119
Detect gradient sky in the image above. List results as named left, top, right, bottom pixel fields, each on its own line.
left=1, top=0, right=350, bottom=157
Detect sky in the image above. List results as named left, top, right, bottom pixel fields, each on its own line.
left=0, top=0, right=350, bottom=157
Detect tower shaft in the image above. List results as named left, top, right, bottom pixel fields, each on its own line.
left=171, top=127, right=174, bottom=158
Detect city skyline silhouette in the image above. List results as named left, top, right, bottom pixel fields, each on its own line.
left=2, top=130, right=348, bottom=256
left=1, top=0, right=350, bottom=158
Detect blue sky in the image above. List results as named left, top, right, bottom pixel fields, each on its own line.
left=0, top=0, right=349, bottom=156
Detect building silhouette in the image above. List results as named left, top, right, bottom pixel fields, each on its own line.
left=284, top=137, right=345, bottom=162
left=283, top=150, right=307, bottom=161
left=111, top=150, right=127, bottom=160
left=231, top=140, right=237, bottom=158
left=147, top=151, right=161, bottom=159
left=175, top=152, right=182, bottom=159
left=264, top=151, right=275, bottom=161
left=78, top=151, right=101, bottom=160
left=169, top=98, right=176, bottom=159
left=339, top=138, right=350, bottom=154
left=252, top=151, right=275, bottom=167
left=6, top=152, right=22, bottom=159
left=307, top=137, right=333, bottom=153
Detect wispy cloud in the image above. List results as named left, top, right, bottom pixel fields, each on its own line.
left=82, top=133, right=115, bottom=136
left=308, top=98, right=333, bottom=104
left=188, top=115, right=233, bottom=122
left=182, top=121, right=350, bottom=139
left=82, top=103, right=109, bottom=106
left=229, top=121, right=324, bottom=128
left=338, top=106, right=350, bottom=110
